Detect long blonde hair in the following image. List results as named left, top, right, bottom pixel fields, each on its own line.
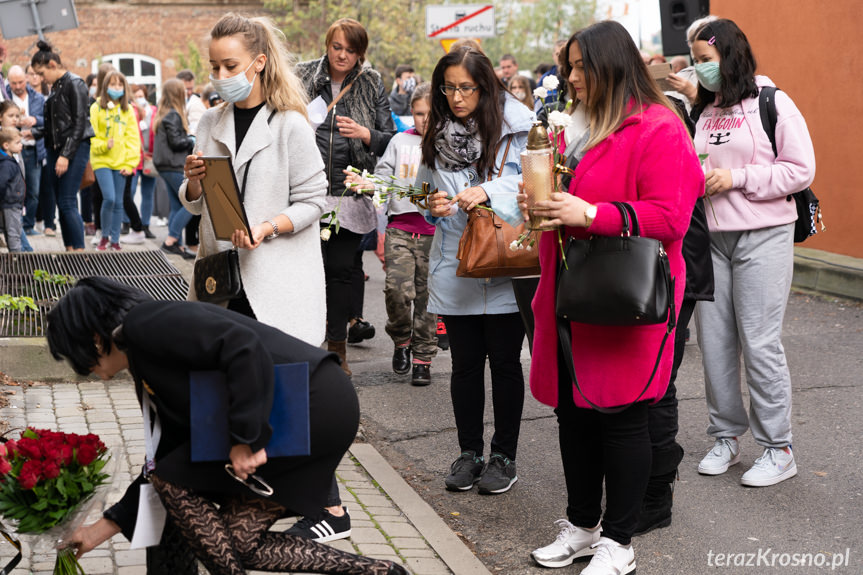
left=566, top=21, right=682, bottom=150
left=210, top=13, right=308, bottom=118
left=153, top=79, right=189, bottom=133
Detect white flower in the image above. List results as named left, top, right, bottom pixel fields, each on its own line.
left=346, top=165, right=358, bottom=173
left=548, top=111, right=573, bottom=131
left=533, top=86, right=548, bottom=100
left=542, top=75, right=560, bottom=91
left=526, top=244, right=533, bottom=251
left=361, top=169, right=370, bottom=180
left=509, top=240, right=519, bottom=252
left=106, top=101, right=115, bottom=110
left=345, top=182, right=354, bottom=189
left=320, top=228, right=332, bottom=241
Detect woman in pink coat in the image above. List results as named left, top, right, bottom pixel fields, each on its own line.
left=520, top=21, right=704, bottom=575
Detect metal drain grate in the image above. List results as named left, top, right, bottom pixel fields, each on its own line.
left=0, top=251, right=189, bottom=337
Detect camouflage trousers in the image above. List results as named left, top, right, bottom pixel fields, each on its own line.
left=384, top=227, right=437, bottom=362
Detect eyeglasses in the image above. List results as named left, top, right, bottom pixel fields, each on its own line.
left=440, top=85, right=479, bottom=97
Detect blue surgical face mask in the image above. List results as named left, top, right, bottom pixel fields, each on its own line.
left=107, top=87, right=125, bottom=100
left=695, top=61, right=721, bottom=92
left=210, top=60, right=258, bottom=104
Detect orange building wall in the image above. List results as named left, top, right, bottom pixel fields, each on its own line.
left=711, top=0, right=862, bottom=258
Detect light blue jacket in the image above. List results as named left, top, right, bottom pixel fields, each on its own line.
left=418, top=97, right=535, bottom=316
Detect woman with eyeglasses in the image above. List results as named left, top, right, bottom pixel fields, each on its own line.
left=49, top=277, right=406, bottom=575
left=420, top=46, right=534, bottom=495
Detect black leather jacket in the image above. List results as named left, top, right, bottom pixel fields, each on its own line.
left=43, top=71, right=95, bottom=159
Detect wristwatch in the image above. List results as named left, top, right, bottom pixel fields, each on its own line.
left=265, top=220, right=279, bottom=240
left=584, top=204, right=598, bottom=228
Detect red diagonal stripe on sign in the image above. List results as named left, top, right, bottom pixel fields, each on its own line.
left=429, top=5, right=493, bottom=37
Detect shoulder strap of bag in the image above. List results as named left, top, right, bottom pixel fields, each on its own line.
left=758, top=86, right=779, bottom=158
left=326, top=68, right=366, bottom=114
left=487, top=135, right=513, bottom=181
left=238, top=109, right=278, bottom=203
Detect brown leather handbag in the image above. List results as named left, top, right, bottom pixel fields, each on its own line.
left=455, top=137, right=540, bottom=278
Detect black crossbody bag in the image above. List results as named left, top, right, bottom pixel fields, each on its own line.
left=194, top=110, right=276, bottom=304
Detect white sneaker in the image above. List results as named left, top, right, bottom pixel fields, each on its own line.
left=90, top=230, right=102, bottom=246
left=531, top=519, right=600, bottom=568
left=741, top=446, right=797, bottom=487
left=121, top=230, right=146, bottom=244
left=35, top=221, right=44, bottom=233
left=581, top=537, right=636, bottom=575
left=153, top=216, right=168, bottom=227
left=698, top=437, right=741, bottom=475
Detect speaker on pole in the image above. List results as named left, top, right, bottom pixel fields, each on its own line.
left=659, top=0, right=710, bottom=56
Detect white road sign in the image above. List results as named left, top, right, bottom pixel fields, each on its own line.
left=426, top=4, right=496, bottom=39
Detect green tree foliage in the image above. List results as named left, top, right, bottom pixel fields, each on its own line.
left=482, top=0, right=597, bottom=71
left=175, top=39, right=208, bottom=82
left=266, top=0, right=596, bottom=86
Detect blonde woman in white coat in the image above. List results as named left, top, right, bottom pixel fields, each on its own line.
left=182, top=14, right=327, bottom=346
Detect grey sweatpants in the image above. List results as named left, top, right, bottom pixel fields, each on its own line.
left=2, top=207, right=24, bottom=252
left=695, top=223, right=794, bottom=448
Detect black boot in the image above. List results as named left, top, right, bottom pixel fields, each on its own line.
left=635, top=470, right=676, bottom=535
left=143, top=225, right=156, bottom=239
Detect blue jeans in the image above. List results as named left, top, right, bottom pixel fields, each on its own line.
left=161, top=170, right=192, bottom=244
left=137, top=171, right=156, bottom=227
left=21, top=146, right=41, bottom=231
left=95, top=168, right=126, bottom=244
left=45, top=142, right=89, bottom=249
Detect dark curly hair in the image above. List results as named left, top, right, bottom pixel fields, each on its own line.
left=46, top=277, right=152, bottom=376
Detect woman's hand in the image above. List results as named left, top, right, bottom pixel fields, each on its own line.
left=184, top=151, right=205, bottom=200
left=705, top=168, right=733, bottom=197
left=107, top=138, right=115, bottom=150
left=531, top=191, right=592, bottom=228
left=55, top=155, right=69, bottom=177
left=429, top=190, right=456, bottom=218
left=231, top=223, right=269, bottom=250
left=230, top=444, right=267, bottom=480
left=666, top=73, right=697, bottom=102
left=516, top=182, right=530, bottom=222
left=66, top=518, right=122, bottom=559
left=342, top=169, right=375, bottom=194
left=120, top=168, right=133, bottom=176
left=453, top=186, right=489, bottom=212
left=336, top=116, right=371, bottom=146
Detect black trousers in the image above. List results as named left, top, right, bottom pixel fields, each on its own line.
left=646, top=299, right=695, bottom=478
left=555, top=353, right=651, bottom=546
left=321, top=228, right=363, bottom=341
left=443, top=313, right=525, bottom=461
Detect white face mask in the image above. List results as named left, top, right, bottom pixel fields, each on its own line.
left=209, top=59, right=258, bottom=104
left=512, top=90, right=526, bottom=100
left=135, top=97, right=149, bottom=108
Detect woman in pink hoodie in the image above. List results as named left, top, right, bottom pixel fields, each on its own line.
left=522, top=21, right=703, bottom=575
left=691, top=19, right=815, bottom=488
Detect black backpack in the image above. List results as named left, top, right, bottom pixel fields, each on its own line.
left=758, top=86, right=823, bottom=243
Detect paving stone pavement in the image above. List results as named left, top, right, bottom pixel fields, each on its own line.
left=0, top=379, right=462, bottom=575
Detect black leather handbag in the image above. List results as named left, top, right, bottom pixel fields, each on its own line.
left=556, top=202, right=675, bottom=326
left=194, top=248, right=242, bottom=304
left=555, top=202, right=677, bottom=414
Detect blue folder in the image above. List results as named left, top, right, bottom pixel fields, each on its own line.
left=189, top=362, right=310, bottom=461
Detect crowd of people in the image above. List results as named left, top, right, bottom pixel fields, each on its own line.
left=17, top=9, right=815, bottom=575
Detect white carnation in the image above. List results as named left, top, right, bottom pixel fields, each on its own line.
left=542, top=75, right=560, bottom=91
left=548, top=111, right=573, bottom=131
left=509, top=240, right=519, bottom=252
left=320, top=228, right=332, bottom=241
left=533, top=86, right=548, bottom=100
left=107, top=101, right=115, bottom=110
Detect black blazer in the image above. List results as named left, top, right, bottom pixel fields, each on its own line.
left=104, top=301, right=358, bottom=539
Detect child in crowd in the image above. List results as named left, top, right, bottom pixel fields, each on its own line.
left=0, top=127, right=28, bottom=252
left=345, top=83, right=437, bottom=386
left=89, top=70, right=141, bottom=251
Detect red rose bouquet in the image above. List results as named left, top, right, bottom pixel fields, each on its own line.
left=0, top=428, right=111, bottom=574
